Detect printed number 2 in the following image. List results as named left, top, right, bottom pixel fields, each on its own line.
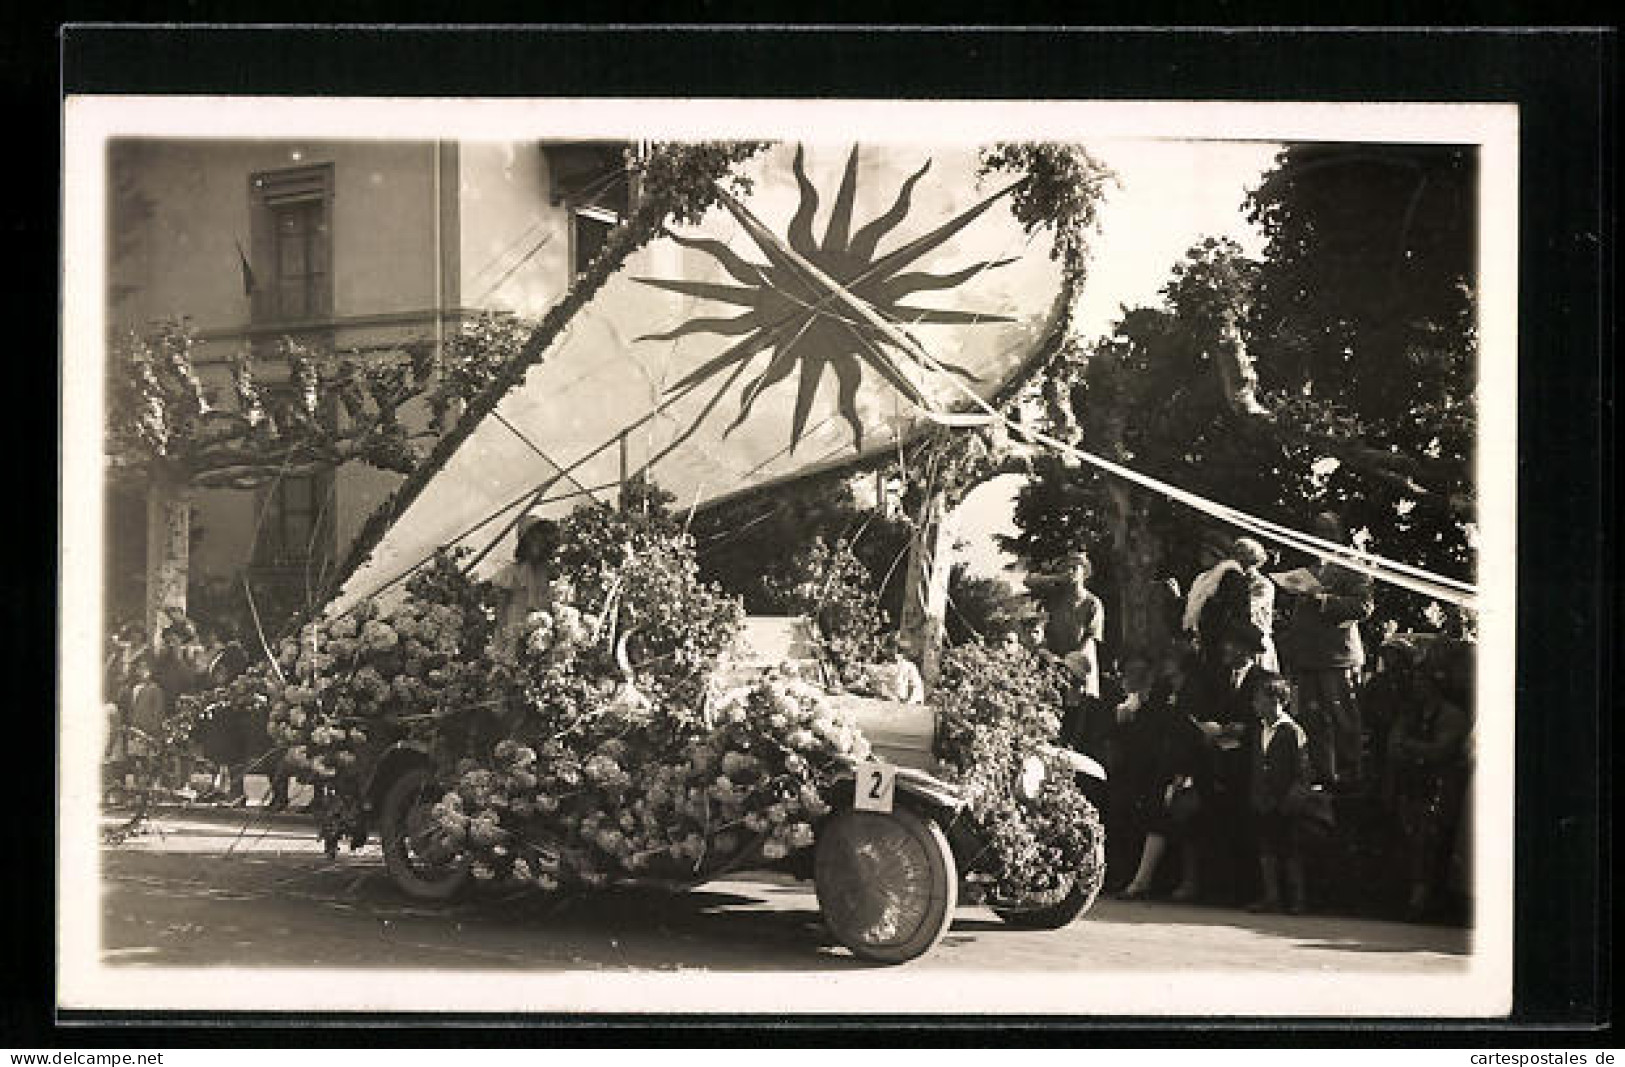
left=854, top=761, right=895, bottom=813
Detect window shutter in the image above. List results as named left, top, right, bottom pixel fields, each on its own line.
left=248, top=183, right=276, bottom=323
left=308, top=210, right=332, bottom=318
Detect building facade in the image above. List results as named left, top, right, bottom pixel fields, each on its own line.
left=106, top=137, right=633, bottom=631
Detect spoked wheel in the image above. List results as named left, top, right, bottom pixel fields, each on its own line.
left=992, top=814, right=1106, bottom=929
left=380, top=767, right=469, bottom=901
left=814, top=807, right=957, bottom=964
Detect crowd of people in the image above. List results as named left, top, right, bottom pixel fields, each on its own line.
left=1029, top=514, right=1475, bottom=923
left=101, top=611, right=292, bottom=809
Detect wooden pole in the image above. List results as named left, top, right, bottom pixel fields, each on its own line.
left=617, top=429, right=630, bottom=504
left=899, top=485, right=955, bottom=688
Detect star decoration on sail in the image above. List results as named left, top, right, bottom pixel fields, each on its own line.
left=633, top=144, right=1024, bottom=453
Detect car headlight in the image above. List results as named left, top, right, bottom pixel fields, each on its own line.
left=1016, top=754, right=1047, bottom=802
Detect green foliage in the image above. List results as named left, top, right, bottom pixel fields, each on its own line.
left=107, top=320, right=211, bottom=465
left=1000, top=452, right=1113, bottom=574
left=107, top=324, right=447, bottom=487
left=441, top=672, right=863, bottom=888
left=213, top=484, right=874, bottom=883
left=1245, top=144, right=1478, bottom=627
left=200, top=486, right=747, bottom=856
left=633, top=141, right=771, bottom=227
left=428, top=312, right=539, bottom=432
left=329, top=141, right=773, bottom=603
left=693, top=475, right=913, bottom=624
left=553, top=485, right=745, bottom=713
left=933, top=641, right=1103, bottom=899
left=1006, top=144, right=1480, bottom=642
left=979, top=142, right=1118, bottom=282
left=762, top=535, right=891, bottom=684
left=553, top=477, right=683, bottom=609
left=403, top=547, right=508, bottom=660
left=1246, top=144, right=1476, bottom=413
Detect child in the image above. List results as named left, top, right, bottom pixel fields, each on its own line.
left=867, top=635, right=926, bottom=704
left=1243, top=669, right=1313, bottom=914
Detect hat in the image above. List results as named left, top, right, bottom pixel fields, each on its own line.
left=1312, top=511, right=1347, bottom=542
left=515, top=508, right=551, bottom=537
left=1232, top=537, right=1268, bottom=568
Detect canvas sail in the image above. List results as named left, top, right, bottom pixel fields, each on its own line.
left=330, top=142, right=1071, bottom=613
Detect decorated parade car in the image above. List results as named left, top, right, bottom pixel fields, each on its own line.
left=225, top=510, right=1107, bottom=966
left=188, top=141, right=1114, bottom=963
left=344, top=611, right=1105, bottom=964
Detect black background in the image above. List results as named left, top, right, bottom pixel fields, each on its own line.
left=5, top=18, right=1612, bottom=1044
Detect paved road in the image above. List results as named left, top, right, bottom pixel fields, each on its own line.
left=99, top=809, right=1471, bottom=976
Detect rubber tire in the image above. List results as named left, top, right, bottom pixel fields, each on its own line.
left=992, top=829, right=1106, bottom=930
left=380, top=767, right=470, bottom=902
left=815, top=806, right=957, bottom=964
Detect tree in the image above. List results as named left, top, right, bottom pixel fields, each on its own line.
left=105, top=315, right=531, bottom=639
left=1244, top=143, right=1478, bottom=629
left=106, top=141, right=775, bottom=643
left=692, top=474, right=912, bottom=620
left=1004, top=143, right=1480, bottom=652
left=1003, top=238, right=1310, bottom=657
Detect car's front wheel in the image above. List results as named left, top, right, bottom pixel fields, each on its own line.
left=814, top=806, right=957, bottom=964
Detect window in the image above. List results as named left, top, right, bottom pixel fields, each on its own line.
left=254, top=472, right=334, bottom=568
left=541, top=142, right=637, bottom=277
left=271, top=199, right=327, bottom=319
left=571, top=205, right=619, bottom=278
left=250, top=163, right=333, bottom=324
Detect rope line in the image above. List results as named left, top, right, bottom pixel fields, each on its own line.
left=713, top=189, right=1476, bottom=609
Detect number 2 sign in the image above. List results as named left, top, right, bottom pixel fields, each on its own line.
left=853, top=761, right=896, bottom=813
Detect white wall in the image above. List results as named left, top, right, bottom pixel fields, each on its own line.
left=456, top=141, right=572, bottom=316
left=108, top=139, right=441, bottom=345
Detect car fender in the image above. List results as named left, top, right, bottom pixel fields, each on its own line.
left=1041, top=743, right=1107, bottom=783
left=893, top=766, right=968, bottom=815
left=831, top=759, right=966, bottom=817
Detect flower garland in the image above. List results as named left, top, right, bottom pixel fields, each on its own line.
left=932, top=640, right=1103, bottom=902
left=438, top=672, right=862, bottom=888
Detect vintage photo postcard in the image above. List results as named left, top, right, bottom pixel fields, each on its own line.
left=60, top=96, right=1517, bottom=1016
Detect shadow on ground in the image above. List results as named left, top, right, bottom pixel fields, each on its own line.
left=1075, top=899, right=1470, bottom=957
left=101, top=849, right=876, bottom=972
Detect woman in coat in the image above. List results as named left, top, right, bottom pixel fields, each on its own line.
left=1114, top=647, right=1208, bottom=901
